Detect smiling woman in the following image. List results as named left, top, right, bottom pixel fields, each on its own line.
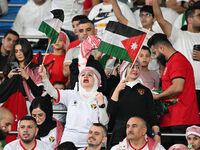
left=107, top=60, right=160, bottom=149
left=30, top=96, right=64, bottom=150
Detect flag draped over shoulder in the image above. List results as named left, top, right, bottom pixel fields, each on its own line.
left=0, top=75, right=27, bottom=143
left=98, top=21, right=147, bottom=63
left=39, top=9, right=64, bottom=44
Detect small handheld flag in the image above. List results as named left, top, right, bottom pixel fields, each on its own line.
left=39, top=9, right=64, bottom=44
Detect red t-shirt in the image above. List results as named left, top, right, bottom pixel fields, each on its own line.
left=83, top=0, right=92, bottom=10
left=67, top=39, right=81, bottom=51
left=44, top=53, right=68, bottom=84
left=160, top=52, right=200, bottom=127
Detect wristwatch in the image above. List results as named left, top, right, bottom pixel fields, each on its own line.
left=154, top=132, right=161, bottom=136
left=99, top=104, right=105, bottom=108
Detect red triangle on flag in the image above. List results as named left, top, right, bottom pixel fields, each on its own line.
left=121, top=34, right=146, bottom=62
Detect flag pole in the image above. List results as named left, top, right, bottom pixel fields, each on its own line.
left=42, top=39, right=51, bottom=64
left=125, top=29, right=150, bottom=80
left=24, top=61, right=32, bottom=70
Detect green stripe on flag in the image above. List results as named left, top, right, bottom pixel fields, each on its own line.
left=98, top=41, right=132, bottom=62
left=39, top=21, right=59, bottom=44
left=99, top=54, right=110, bottom=69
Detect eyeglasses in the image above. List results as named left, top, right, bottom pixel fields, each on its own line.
left=139, top=13, right=153, bottom=18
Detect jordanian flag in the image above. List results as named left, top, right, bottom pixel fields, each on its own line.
left=98, top=21, right=147, bottom=63
left=39, top=9, right=64, bottom=44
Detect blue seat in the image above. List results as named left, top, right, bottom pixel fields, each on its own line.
left=8, top=0, right=27, bottom=4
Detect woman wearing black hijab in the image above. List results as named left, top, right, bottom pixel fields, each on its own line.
left=30, top=96, right=64, bottom=150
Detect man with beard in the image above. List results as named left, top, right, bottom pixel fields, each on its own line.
left=0, top=107, right=14, bottom=149
left=147, top=33, right=200, bottom=148
left=152, top=0, right=200, bottom=111
left=4, top=116, right=52, bottom=150
left=78, top=123, right=107, bottom=150
left=111, top=117, right=165, bottom=150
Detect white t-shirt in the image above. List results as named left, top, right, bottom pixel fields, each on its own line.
left=133, top=7, right=179, bottom=33
left=0, top=0, right=8, bottom=15
left=40, top=127, right=57, bottom=149
left=4, top=139, right=53, bottom=150
left=64, top=45, right=81, bottom=63
left=174, top=13, right=186, bottom=29
left=51, top=0, right=84, bottom=31
left=111, top=142, right=166, bottom=150
left=169, top=26, right=200, bottom=90
left=88, top=1, right=137, bottom=39
left=58, top=90, right=108, bottom=147
left=12, top=0, right=52, bottom=36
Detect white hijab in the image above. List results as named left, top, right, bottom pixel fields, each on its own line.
left=78, top=75, right=99, bottom=103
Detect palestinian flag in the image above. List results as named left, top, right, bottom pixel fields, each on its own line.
left=0, top=75, right=27, bottom=143
left=31, top=51, right=43, bottom=65
left=98, top=21, right=147, bottom=63
left=39, top=9, right=64, bottom=44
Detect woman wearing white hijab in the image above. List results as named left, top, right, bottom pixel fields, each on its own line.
left=107, top=60, right=160, bottom=149
left=38, top=56, right=109, bottom=148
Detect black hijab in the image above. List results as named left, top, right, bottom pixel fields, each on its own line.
left=30, top=96, right=56, bottom=138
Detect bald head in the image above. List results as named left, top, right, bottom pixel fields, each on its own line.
left=0, top=107, right=14, bottom=134
left=0, top=107, right=13, bottom=121
left=126, top=116, right=147, bottom=141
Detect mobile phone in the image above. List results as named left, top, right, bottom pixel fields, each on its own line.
left=10, top=62, right=19, bottom=73
left=194, top=44, right=200, bottom=51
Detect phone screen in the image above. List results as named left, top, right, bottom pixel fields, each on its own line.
left=10, top=62, right=19, bottom=70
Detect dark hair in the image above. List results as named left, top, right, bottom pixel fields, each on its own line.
left=140, top=5, right=154, bottom=18
left=77, top=19, right=94, bottom=26
left=9, top=38, right=33, bottom=66
left=53, top=81, right=66, bottom=89
left=93, top=123, right=107, bottom=137
left=147, top=33, right=173, bottom=48
left=20, top=116, right=37, bottom=127
left=4, top=29, right=19, bottom=39
left=30, top=97, right=53, bottom=120
left=30, top=96, right=56, bottom=137
left=72, top=15, right=88, bottom=23
left=57, top=142, right=77, bottom=150
left=185, top=2, right=200, bottom=24
left=3, top=38, right=36, bottom=77
left=141, top=45, right=151, bottom=55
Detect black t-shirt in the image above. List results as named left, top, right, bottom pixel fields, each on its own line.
left=0, top=44, right=9, bottom=71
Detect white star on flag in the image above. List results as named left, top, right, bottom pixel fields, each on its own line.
left=131, top=42, right=138, bottom=50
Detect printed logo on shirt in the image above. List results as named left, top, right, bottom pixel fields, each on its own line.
left=163, top=67, right=168, bottom=76
left=91, top=104, right=97, bottom=109
left=137, top=89, right=145, bottom=95
left=49, top=136, right=55, bottom=143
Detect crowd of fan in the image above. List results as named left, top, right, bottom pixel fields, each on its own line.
left=0, top=0, right=200, bottom=149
